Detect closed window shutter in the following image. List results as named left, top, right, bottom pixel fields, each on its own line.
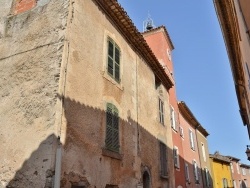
left=160, top=142, right=167, bottom=176
left=107, top=38, right=120, bottom=82
left=175, top=111, right=179, bottom=131
left=159, top=99, right=164, bottom=125
left=105, top=103, right=119, bottom=152
left=193, top=161, right=199, bottom=183
left=108, top=41, right=114, bottom=75
left=185, top=163, right=190, bottom=182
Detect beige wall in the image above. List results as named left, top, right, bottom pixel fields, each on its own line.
left=0, top=0, right=69, bottom=187
left=60, top=0, right=174, bottom=187
left=196, top=131, right=212, bottom=187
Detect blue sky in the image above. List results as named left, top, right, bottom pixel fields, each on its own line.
left=118, top=0, right=250, bottom=164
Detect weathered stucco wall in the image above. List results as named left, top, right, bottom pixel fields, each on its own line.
left=61, top=0, right=173, bottom=187
left=0, top=0, right=69, bottom=187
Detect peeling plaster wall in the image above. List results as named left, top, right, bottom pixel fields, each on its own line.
left=0, top=0, right=69, bottom=187
left=60, top=0, right=173, bottom=187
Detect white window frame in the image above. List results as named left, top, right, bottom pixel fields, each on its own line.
left=189, top=129, right=195, bottom=150
left=230, top=163, right=234, bottom=173
left=180, top=126, right=184, bottom=138
left=185, top=163, right=190, bottom=183
left=201, top=142, right=206, bottom=162
left=173, top=146, right=180, bottom=169
left=242, top=168, right=246, bottom=176
left=170, top=106, right=177, bottom=130
left=237, top=163, right=240, bottom=174
left=193, top=160, right=199, bottom=183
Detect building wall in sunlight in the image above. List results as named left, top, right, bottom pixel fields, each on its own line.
left=59, top=0, right=174, bottom=187
left=0, top=0, right=69, bottom=187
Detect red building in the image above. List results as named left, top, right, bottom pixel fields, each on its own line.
left=143, top=26, right=186, bottom=188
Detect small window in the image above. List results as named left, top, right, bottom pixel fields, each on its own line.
left=185, top=163, right=190, bottom=183
left=230, top=163, right=234, bottom=173
left=201, top=143, right=206, bottom=162
left=159, top=98, right=164, bottom=125
left=173, top=147, right=180, bottom=169
left=180, top=127, right=184, bottom=138
left=107, top=38, right=120, bottom=82
left=222, top=178, right=228, bottom=188
left=237, top=163, right=240, bottom=174
left=242, top=168, right=246, bottom=175
left=193, top=160, right=199, bottom=184
left=160, top=142, right=167, bottom=177
left=170, top=106, right=177, bottom=131
left=105, top=103, right=119, bottom=152
left=189, top=129, right=195, bottom=150
left=167, top=49, right=171, bottom=61
left=204, top=168, right=210, bottom=187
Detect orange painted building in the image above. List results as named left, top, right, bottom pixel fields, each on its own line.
left=143, top=26, right=186, bottom=188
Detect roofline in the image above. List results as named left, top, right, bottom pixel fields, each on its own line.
left=209, top=154, right=231, bottom=164
left=178, top=101, right=209, bottom=137
left=213, top=0, right=250, bottom=129
left=226, top=155, right=240, bottom=162
left=142, top=25, right=175, bottom=50
left=93, top=0, right=174, bottom=89
left=240, top=163, right=250, bottom=168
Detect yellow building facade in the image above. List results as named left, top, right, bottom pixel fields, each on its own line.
left=210, top=152, right=233, bottom=188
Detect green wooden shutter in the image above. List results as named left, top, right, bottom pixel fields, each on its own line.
left=114, top=47, right=120, bottom=82
left=108, top=41, right=114, bottom=75
left=105, top=103, right=119, bottom=152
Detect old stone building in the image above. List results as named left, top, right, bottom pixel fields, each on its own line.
left=0, top=0, right=176, bottom=187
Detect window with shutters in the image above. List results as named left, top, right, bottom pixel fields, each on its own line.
left=189, top=129, right=195, bottom=151
left=160, top=142, right=168, bottom=177
left=204, top=168, right=210, bottom=187
left=107, top=38, right=120, bottom=83
left=173, top=146, right=180, bottom=169
left=193, top=160, right=199, bottom=184
left=170, top=106, right=177, bottom=131
left=201, top=143, right=206, bottom=162
left=105, top=103, right=119, bottom=153
left=180, top=126, right=184, bottom=138
left=159, top=98, right=164, bottom=125
left=185, top=163, right=190, bottom=183
left=222, top=178, right=228, bottom=188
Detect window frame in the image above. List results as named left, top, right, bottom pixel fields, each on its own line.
left=185, top=163, right=191, bottom=183
left=159, top=142, right=168, bottom=177
left=170, top=106, right=177, bottom=131
left=201, top=142, right=206, bottom=162
left=159, top=98, right=164, bottom=125
left=193, top=160, right=199, bottom=184
left=189, top=129, right=195, bottom=151
left=180, top=126, right=184, bottom=138
left=173, top=146, right=180, bottom=169
left=107, top=37, right=121, bottom=83
left=105, top=103, right=120, bottom=153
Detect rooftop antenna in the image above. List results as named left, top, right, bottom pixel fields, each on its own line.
left=143, top=12, right=155, bottom=32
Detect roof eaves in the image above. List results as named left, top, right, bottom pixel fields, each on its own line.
left=93, top=0, right=174, bottom=90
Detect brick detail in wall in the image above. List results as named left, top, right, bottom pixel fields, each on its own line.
left=14, top=0, right=36, bottom=14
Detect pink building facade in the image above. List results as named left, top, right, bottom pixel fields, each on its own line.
left=143, top=26, right=186, bottom=188
left=178, top=101, right=204, bottom=188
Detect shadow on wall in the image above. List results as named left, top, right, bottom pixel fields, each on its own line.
left=6, top=95, right=213, bottom=188
left=6, top=134, right=58, bottom=188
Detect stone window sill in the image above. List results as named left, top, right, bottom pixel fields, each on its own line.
left=102, top=148, right=122, bottom=160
